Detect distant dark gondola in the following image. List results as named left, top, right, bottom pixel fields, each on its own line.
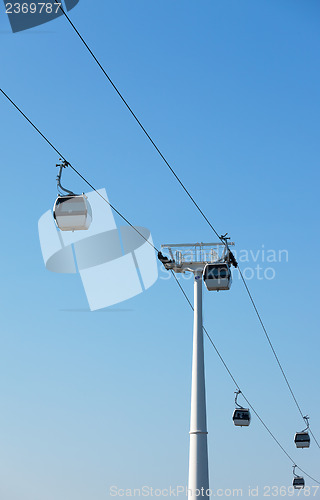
left=293, top=476, right=305, bottom=489
left=294, top=416, right=311, bottom=449
left=292, top=465, right=305, bottom=489
left=233, top=390, right=251, bottom=427
left=294, top=432, right=310, bottom=449
left=232, top=408, right=251, bottom=427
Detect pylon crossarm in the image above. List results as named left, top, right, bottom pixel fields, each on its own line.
left=160, top=241, right=235, bottom=274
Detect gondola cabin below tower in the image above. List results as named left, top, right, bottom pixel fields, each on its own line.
left=203, top=262, right=232, bottom=291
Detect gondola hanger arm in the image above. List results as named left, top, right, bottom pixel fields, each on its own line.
left=56, top=159, right=76, bottom=196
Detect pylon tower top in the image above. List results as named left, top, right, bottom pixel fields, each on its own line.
left=159, top=241, right=235, bottom=274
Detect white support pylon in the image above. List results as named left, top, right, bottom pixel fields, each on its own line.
left=188, top=273, right=210, bottom=500
left=160, top=242, right=235, bottom=499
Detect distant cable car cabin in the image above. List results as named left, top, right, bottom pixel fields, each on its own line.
left=294, top=432, right=310, bottom=449
left=203, top=262, right=232, bottom=291
left=53, top=160, right=92, bottom=232
left=293, top=477, right=305, bottom=489
left=294, top=416, right=311, bottom=449
left=233, top=408, right=251, bottom=427
left=232, top=390, right=251, bottom=427
left=292, top=466, right=305, bottom=489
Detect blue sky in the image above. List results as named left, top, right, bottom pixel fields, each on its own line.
left=0, top=0, right=320, bottom=499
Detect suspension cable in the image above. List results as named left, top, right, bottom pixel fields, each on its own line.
left=0, top=88, right=158, bottom=254
left=1, top=84, right=319, bottom=484
left=53, top=0, right=222, bottom=241
left=2, top=82, right=320, bottom=447
left=171, top=272, right=320, bottom=485
left=237, top=265, right=320, bottom=449
left=51, top=0, right=320, bottom=445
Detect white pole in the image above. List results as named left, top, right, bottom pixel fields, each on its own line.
left=188, top=273, right=210, bottom=500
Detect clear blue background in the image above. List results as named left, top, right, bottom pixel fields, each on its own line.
left=0, top=0, right=319, bottom=499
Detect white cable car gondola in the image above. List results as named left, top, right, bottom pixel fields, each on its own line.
left=294, top=416, right=311, bottom=449
left=53, top=160, right=92, bottom=232
left=293, top=466, right=305, bottom=489
left=232, top=390, right=251, bottom=427
left=203, top=262, right=232, bottom=291
left=54, top=194, right=92, bottom=231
